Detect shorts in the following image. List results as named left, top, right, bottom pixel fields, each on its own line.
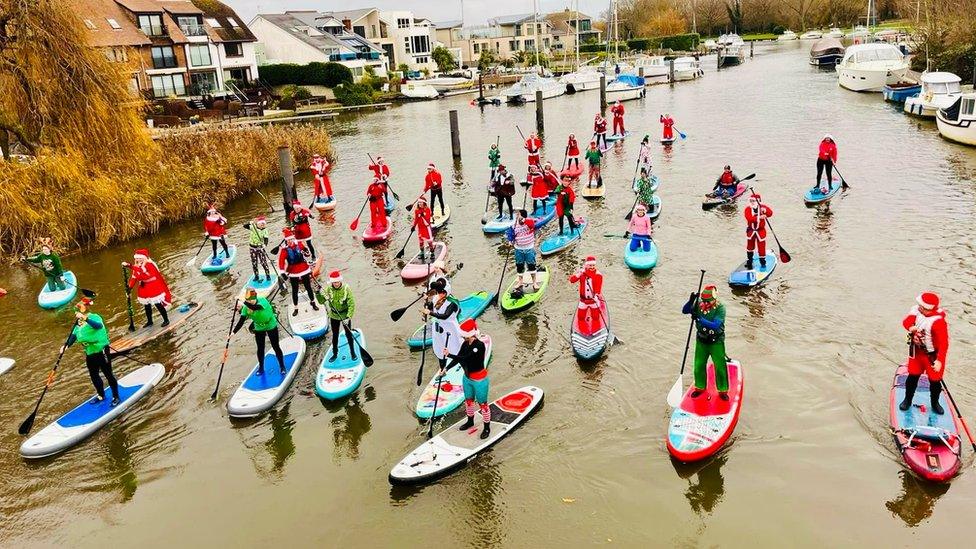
left=514, top=248, right=536, bottom=269
left=463, top=374, right=490, bottom=403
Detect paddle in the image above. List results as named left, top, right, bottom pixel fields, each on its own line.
left=268, top=238, right=286, bottom=255
left=426, top=332, right=451, bottom=438
left=603, top=233, right=631, bottom=239
left=584, top=278, right=621, bottom=345
left=390, top=263, right=463, bottom=322
left=667, top=270, right=706, bottom=408
left=209, top=300, right=239, bottom=401
left=674, top=126, right=688, bottom=139
left=488, top=246, right=512, bottom=308
left=18, top=325, right=75, bottom=436
left=0, top=357, right=14, bottom=374
left=255, top=189, right=276, bottom=213
left=415, top=269, right=434, bottom=386
left=516, top=125, right=527, bottom=144
left=395, top=226, right=417, bottom=260
left=940, top=379, right=976, bottom=452
left=260, top=248, right=288, bottom=296
left=121, top=265, right=136, bottom=332
left=832, top=164, right=851, bottom=191
left=367, top=153, right=400, bottom=202
left=624, top=195, right=640, bottom=221
left=703, top=173, right=756, bottom=211
left=560, top=145, right=569, bottom=171
left=20, top=261, right=96, bottom=298
left=348, top=198, right=369, bottom=232
left=184, top=236, right=210, bottom=267
left=748, top=187, right=792, bottom=264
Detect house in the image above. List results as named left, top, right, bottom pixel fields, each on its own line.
left=434, top=13, right=562, bottom=65
left=73, top=0, right=259, bottom=99
left=378, top=11, right=437, bottom=71
left=545, top=9, right=602, bottom=49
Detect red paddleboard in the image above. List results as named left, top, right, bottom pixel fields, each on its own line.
left=560, top=165, right=583, bottom=181
left=889, top=364, right=963, bottom=482
left=362, top=218, right=392, bottom=244
left=667, top=360, right=743, bottom=462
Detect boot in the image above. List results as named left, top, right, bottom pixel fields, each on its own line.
left=292, top=309, right=299, bottom=317
left=899, top=374, right=919, bottom=411
left=310, top=302, right=320, bottom=311
left=480, top=422, right=491, bottom=440
left=111, top=396, right=120, bottom=407
left=930, top=380, right=945, bottom=415
left=745, top=251, right=754, bottom=270
left=690, top=389, right=704, bottom=398
left=759, top=256, right=767, bottom=269
left=718, top=391, right=729, bottom=401
left=459, top=416, right=475, bottom=431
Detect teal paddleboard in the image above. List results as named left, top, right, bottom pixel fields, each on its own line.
left=540, top=219, right=587, bottom=256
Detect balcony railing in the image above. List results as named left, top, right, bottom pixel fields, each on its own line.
left=179, top=24, right=207, bottom=36
left=140, top=24, right=167, bottom=37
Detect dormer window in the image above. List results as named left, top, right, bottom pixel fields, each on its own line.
left=227, top=17, right=239, bottom=27
left=138, top=14, right=165, bottom=36
left=206, top=18, right=221, bottom=28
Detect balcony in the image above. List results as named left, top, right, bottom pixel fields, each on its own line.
left=140, top=24, right=167, bottom=37
left=179, top=24, right=207, bottom=37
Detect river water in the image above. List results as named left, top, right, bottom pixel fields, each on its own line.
left=2, top=42, right=976, bottom=547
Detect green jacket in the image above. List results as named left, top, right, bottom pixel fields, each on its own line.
left=27, top=252, right=64, bottom=277
left=245, top=223, right=270, bottom=247
left=71, top=313, right=110, bottom=355
left=241, top=297, right=277, bottom=331
left=488, top=148, right=501, bottom=168
left=584, top=149, right=602, bottom=166
left=326, top=284, right=355, bottom=320
left=694, top=302, right=726, bottom=343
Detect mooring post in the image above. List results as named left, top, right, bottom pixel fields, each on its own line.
left=599, top=74, right=607, bottom=114
left=669, top=58, right=675, bottom=84
left=717, top=48, right=722, bottom=71
left=277, top=145, right=295, bottom=213
left=750, top=41, right=754, bottom=58
left=535, top=90, right=544, bottom=133
left=449, top=109, right=461, bottom=158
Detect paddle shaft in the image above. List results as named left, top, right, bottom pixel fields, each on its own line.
left=260, top=248, right=288, bottom=296
left=22, top=261, right=95, bottom=297
left=255, top=189, right=276, bottom=212
left=678, top=270, right=707, bottom=376
left=939, top=379, right=976, bottom=452
left=187, top=236, right=209, bottom=265
left=18, top=325, right=76, bottom=435
left=395, top=225, right=417, bottom=259
left=349, top=198, right=369, bottom=231
left=209, top=300, right=239, bottom=400
left=427, top=332, right=451, bottom=438
left=121, top=266, right=136, bottom=331
left=831, top=164, right=851, bottom=190
left=491, top=246, right=512, bottom=307
left=583, top=278, right=618, bottom=344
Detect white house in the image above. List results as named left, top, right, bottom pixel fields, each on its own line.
left=377, top=11, right=437, bottom=71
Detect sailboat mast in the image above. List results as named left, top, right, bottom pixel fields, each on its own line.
left=574, top=0, right=580, bottom=70
left=533, top=0, right=539, bottom=74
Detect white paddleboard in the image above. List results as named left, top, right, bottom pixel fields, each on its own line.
left=288, top=291, right=329, bottom=340
left=227, top=336, right=306, bottom=418
left=0, top=358, right=14, bottom=375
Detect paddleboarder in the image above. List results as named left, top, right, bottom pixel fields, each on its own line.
left=611, top=100, right=625, bottom=136
left=203, top=206, right=230, bottom=265
left=289, top=199, right=316, bottom=260
left=424, top=279, right=462, bottom=370
left=424, top=162, right=446, bottom=216
left=542, top=162, right=560, bottom=195
left=23, top=239, right=66, bottom=292
left=568, top=256, right=604, bottom=333
left=506, top=209, right=540, bottom=291
left=242, top=215, right=272, bottom=283
left=682, top=285, right=729, bottom=400
left=899, top=292, right=949, bottom=414
left=325, top=270, right=357, bottom=362
left=554, top=182, right=578, bottom=235
left=566, top=134, right=580, bottom=170
left=62, top=297, right=120, bottom=406
left=525, top=131, right=542, bottom=167
left=366, top=177, right=388, bottom=231
left=234, top=288, right=287, bottom=376
left=816, top=134, right=838, bottom=194
left=627, top=203, right=653, bottom=251
left=124, top=249, right=171, bottom=328
left=529, top=165, right=549, bottom=214
left=441, top=318, right=491, bottom=439
left=411, top=196, right=435, bottom=261
left=490, top=165, right=516, bottom=220
left=744, top=193, right=773, bottom=269
left=311, top=154, right=334, bottom=204
left=635, top=168, right=656, bottom=212
left=711, top=165, right=740, bottom=198
left=593, top=114, right=608, bottom=150
left=426, top=260, right=452, bottom=295
left=585, top=141, right=603, bottom=188
left=368, top=156, right=391, bottom=180
left=637, top=136, right=653, bottom=175
left=660, top=114, right=675, bottom=142
left=277, top=229, right=318, bottom=315
left=488, top=143, right=501, bottom=179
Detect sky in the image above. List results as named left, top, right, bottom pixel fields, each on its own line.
left=224, top=0, right=610, bottom=27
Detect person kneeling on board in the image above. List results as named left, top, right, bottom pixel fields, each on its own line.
left=627, top=204, right=653, bottom=252
left=62, top=297, right=120, bottom=406
left=569, top=256, right=604, bottom=333
left=712, top=165, right=740, bottom=198
left=682, top=285, right=729, bottom=401
left=325, top=270, right=357, bottom=362
left=234, top=288, right=286, bottom=376
left=506, top=210, right=540, bottom=292
left=124, top=249, right=171, bottom=328
left=900, top=292, right=949, bottom=414
left=744, top=194, right=773, bottom=270
left=277, top=228, right=318, bottom=315
left=442, top=318, right=491, bottom=439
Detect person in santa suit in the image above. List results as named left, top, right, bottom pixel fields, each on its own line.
left=815, top=134, right=838, bottom=194
left=366, top=177, right=388, bottom=231
left=412, top=196, right=435, bottom=260
left=442, top=318, right=492, bottom=439
left=368, top=156, right=391, bottom=180
left=542, top=162, right=560, bottom=195
left=123, top=249, right=171, bottom=328
left=288, top=199, right=316, bottom=260
left=528, top=164, right=549, bottom=214
left=660, top=113, right=675, bottom=141
left=611, top=100, right=626, bottom=136
left=423, top=278, right=463, bottom=371
left=277, top=228, right=318, bottom=314
left=682, top=285, right=729, bottom=400
left=423, top=162, right=446, bottom=216
left=900, top=292, right=950, bottom=414
left=566, top=134, right=581, bottom=171
left=593, top=114, right=608, bottom=150
left=744, top=193, right=773, bottom=270
left=525, top=131, right=542, bottom=167
left=310, top=153, right=334, bottom=204
left=554, top=182, right=578, bottom=235
left=203, top=206, right=230, bottom=264
left=568, top=256, right=604, bottom=333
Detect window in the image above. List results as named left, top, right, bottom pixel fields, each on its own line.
left=579, top=20, right=592, bottom=32
left=107, top=18, right=121, bottom=29
left=150, top=46, right=177, bottom=69
left=224, top=42, right=243, bottom=57
left=138, top=14, right=164, bottom=36
left=371, top=24, right=377, bottom=38
left=509, top=40, right=517, bottom=51
left=189, top=44, right=212, bottom=66
left=515, top=25, right=522, bottom=37
left=524, top=39, right=535, bottom=51
left=543, top=38, right=550, bottom=49
left=227, top=67, right=250, bottom=83
left=353, top=25, right=366, bottom=38
left=178, top=16, right=205, bottom=36
left=104, top=47, right=128, bottom=62
left=190, top=71, right=218, bottom=94
left=206, top=18, right=221, bottom=28
left=964, top=97, right=975, bottom=116
left=151, top=74, right=185, bottom=97
left=397, top=18, right=410, bottom=29
left=415, top=56, right=429, bottom=64
left=473, top=43, right=480, bottom=54
left=84, top=19, right=96, bottom=30
left=227, top=17, right=239, bottom=27
left=410, top=35, right=430, bottom=55
left=404, top=36, right=411, bottom=54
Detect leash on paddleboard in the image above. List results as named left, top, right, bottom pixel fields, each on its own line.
left=939, top=379, right=976, bottom=452
left=121, top=265, right=136, bottom=332
left=667, top=269, right=706, bottom=408
left=209, top=299, right=240, bottom=401
left=18, top=325, right=76, bottom=436
left=747, top=187, right=792, bottom=264
left=427, top=333, right=451, bottom=438
left=20, top=260, right=96, bottom=298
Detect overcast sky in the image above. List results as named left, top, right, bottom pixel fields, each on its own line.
left=225, top=0, right=610, bottom=27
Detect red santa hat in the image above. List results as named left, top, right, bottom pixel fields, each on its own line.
left=458, top=318, right=478, bottom=338
left=328, top=270, right=342, bottom=283
left=416, top=195, right=428, bottom=204
left=133, top=248, right=150, bottom=260
left=206, top=205, right=218, bottom=215
left=255, top=215, right=267, bottom=223
left=750, top=193, right=762, bottom=202
left=75, top=296, right=94, bottom=310
left=917, top=292, right=940, bottom=310
left=584, top=255, right=597, bottom=267
left=427, top=162, right=435, bottom=170
left=282, top=228, right=296, bottom=241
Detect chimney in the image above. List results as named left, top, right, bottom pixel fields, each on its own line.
left=342, top=18, right=352, bottom=31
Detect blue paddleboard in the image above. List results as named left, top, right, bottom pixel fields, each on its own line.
left=728, top=253, right=777, bottom=288
left=200, top=245, right=236, bottom=274
left=624, top=238, right=658, bottom=271
left=315, top=329, right=367, bottom=400
left=803, top=175, right=843, bottom=206
left=38, top=270, right=78, bottom=309
left=540, top=219, right=587, bottom=256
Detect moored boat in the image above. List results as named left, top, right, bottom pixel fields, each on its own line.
left=936, top=94, right=976, bottom=146
left=500, top=72, right=566, bottom=103
left=777, top=30, right=798, bottom=41
left=904, top=72, right=964, bottom=118
left=883, top=80, right=921, bottom=103
left=837, top=43, right=909, bottom=92
left=809, top=37, right=845, bottom=66
left=800, top=30, right=823, bottom=40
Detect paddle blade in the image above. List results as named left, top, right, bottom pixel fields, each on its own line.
left=349, top=217, right=361, bottom=231
left=390, top=306, right=408, bottom=322
left=679, top=132, right=687, bottom=139
left=395, top=248, right=407, bottom=259
left=779, top=248, right=792, bottom=264
left=184, top=256, right=197, bottom=267
left=624, top=211, right=633, bottom=220
left=360, top=346, right=374, bottom=367
left=18, top=412, right=36, bottom=436
left=841, top=179, right=850, bottom=190
left=80, top=288, right=97, bottom=298
left=742, top=173, right=757, bottom=181
left=0, top=357, right=14, bottom=373
left=666, top=375, right=684, bottom=408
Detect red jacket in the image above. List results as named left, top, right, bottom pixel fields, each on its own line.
left=567, top=137, right=580, bottom=156
left=555, top=185, right=575, bottom=216
left=289, top=207, right=313, bottom=241
left=413, top=205, right=433, bottom=240
left=529, top=173, right=548, bottom=199
left=745, top=204, right=773, bottom=233
left=818, top=140, right=838, bottom=162
left=660, top=115, right=674, bottom=129
left=367, top=181, right=386, bottom=202
left=542, top=170, right=560, bottom=192
left=525, top=137, right=542, bottom=154
left=611, top=104, right=625, bottom=119
left=203, top=215, right=227, bottom=238
left=128, top=261, right=171, bottom=304
left=424, top=170, right=443, bottom=191
left=277, top=242, right=311, bottom=277
left=369, top=163, right=390, bottom=179
left=903, top=308, right=949, bottom=364
left=718, top=171, right=738, bottom=186
left=594, top=119, right=607, bottom=133
left=569, top=270, right=603, bottom=300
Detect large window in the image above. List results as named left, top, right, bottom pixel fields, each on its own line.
left=151, top=74, right=185, bottom=97
left=397, top=18, right=410, bottom=29
left=151, top=46, right=177, bottom=69
left=579, top=20, right=592, bottom=32
left=410, top=35, right=430, bottom=55
left=524, top=39, right=535, bottom=51
left=353, top=25, right=366, bottom=38
left=104, top=47, right=128, bottom=62
left=509, top=40, right=518, bottom=51
left=473, top=43, right=481, bottom=54
left=190, top=71, right=218, bottom=94
left=177, top=16, right=205, bottom=36
left=224, top=42, right=243, bottom=57
left=138, top=14, right=164, bottom=36
left=189, top=44, right=211, bottom=66
left=964, top=97, right=975, bottom=116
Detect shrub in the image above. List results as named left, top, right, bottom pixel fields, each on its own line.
left=333, top=83, right=375, bottom=106
left=627, top=33, right=699, bottom=52
left=258, top=62, right=353, bottom=87
left=432, top=46, right=458, bottom=71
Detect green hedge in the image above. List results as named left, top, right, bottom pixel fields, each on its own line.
left=579, top=42, right=629, bottom=54
left=258, top=62, right=354, bottom=87
left=626, top=33, right=700, bottom=52
left=334, top=82, right=376, bottom=106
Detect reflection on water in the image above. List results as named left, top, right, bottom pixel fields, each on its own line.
left=104, top=426, right=138, bottom=503
left=673, top=453, right=728, bottom=516
left=885, top=470, right=951, bottom=527
left=235, top=403, right=296, bottom=479
left=460, top=457, right=506, bottom=549
left=330, top=387, right=375, bottom=463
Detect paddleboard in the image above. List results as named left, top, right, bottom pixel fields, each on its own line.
left=529, top=196, right=557, bottom=228
left=38, top=271, right=77, bottom=309
left=632, top=174, right=661, bottom=193
left=315, top=328, right=367, bottom=400
left=236, top=273, right=280, bottom=302
left=288, top=290, right=329, bottom=340
left=889, top=364, right=963, bottom=482
left=0, top=357, right=15, bottom=375
left=482, top=212, right=515, bottom=234
left=227, top=335, right=306, bottom=418
left=560, top=165, right=583, bottom=181
left=389, top=385, right=544, bottom=485
left=728, top=253, right=777, bottom=288
left=571, top=298, right=612, bottom=361
left=606, top=131, right=630, bottom=142
left=540, top=218, right=587, bottom=256
left=407, top=291, right=494, bottom=349
left=580, top=183, right=606, bottom=199
left=401, top=242, right=448, bottom=281
left=500, top=265, right=550, bottom=313
left=415, top=335, right=492, bottom=419
left=200, top=245, right=236, bottom=274
left=624, top=238, right=659, bottom=271
left=667, top=360, right=744, bottom=462
left=385, top=192, right=397, bottom=214
left=661, top=136, right=676, bottom=145
left=803, top=175, right=843, bottom=206
left=702, top=183, right=747, bottom=210
left=20, top=363, right=165, bottom=459
left=432, top=204, right=451, bottom=230
left=362, top=218, right=392, bottom=244
left=111, top=302, right=203, bottom=354
left=314, top=195, right=337, bottom=212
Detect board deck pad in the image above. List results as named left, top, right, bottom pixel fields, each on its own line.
left=667, top=361, right=743, bottom=462
left=200, top=245, right=236, bottom=273
left=571, top=299, right=610, bottom=360
left=540, top=219, right=586, bottom=256
left=432, top=204, right=451, bottom=229
left=241, top=350, right=301, bottom=391
left=482, top=212, right=515, bottom=234
left=111, top=302, right=203, bottom=354
left=237, top=273, right=278, bottom=301
left=804, top=175, right=842, bottom=205
left=362, top=218, right=392, bottom=243
left=624, top=239, right=658, bottom=271
left=580, top=184, right=606, bottom=199
left=728, top=254, right=777, bottom=288
left=315, top=329, right=367, bottom=399
left=227, top=336, right=306, bottom=418
left=402, top=242, right=447, bottom=280
left=288, top=291, right=329, bottom=340
left=314, top=196, right=337, bottom=211
left=38, top=270, right=78, bottom=309
left=501, top=266, right=550, bottom=313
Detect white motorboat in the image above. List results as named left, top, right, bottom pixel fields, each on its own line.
left=560, top=66, right=604, bottom=93
left=606, top=74, right=645, bottom=101
left=800, top=30, right=823, bottom=40
left=423, top=73, right=475, bottom=92
left=672, top=57, right=704, bottom=81
left=825, top=27, right=844, bottom=39
left=401, top=82, right=440, bottom=100
left=501, top=72, right=566, bottom=103
left=703, top=39, right=718, bottom=51
left=718, top=34, right=746, bottom=67
left=906, top=72, right=964, bottom=118
left=936, top=93, right=976, bottom=146
left=849, top=25, right=870, bottom=39
left=631, top=55, right=670, bottom=82
left=778, top=30, right=798, bottom=41
left=836, top=43, right=909, bottom=92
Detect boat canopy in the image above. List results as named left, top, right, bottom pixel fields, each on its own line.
left=809, top=38, right=844, bottom=56
left=921, top=71, right=962, bottom=95
left=612, top=74, right=646, bottom=88
left=842, top=43, right=904, bottom=63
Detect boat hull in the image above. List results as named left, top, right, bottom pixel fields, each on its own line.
left=838, top=65, right=909, bottom=92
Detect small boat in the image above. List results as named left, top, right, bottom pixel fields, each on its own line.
left=539, top=218, right=586, bottom=256
left=718, top=34, right=746, bottom=67
left=401, top=242, right=448, bottom=281
left=849, top=25, right=870, bottom=39
left=809, top=38, right=845, bottom=66
left=884, top=80, right=921, bottom=103
left=905, top=72, right=964, bottom=118
left=777, top=30, right=798, bottom=41
left=606, top=74, right=645, bottom=102
left=315, top=329, right=367, bottom=400
left=703, top=39, right=718, bottom=52
left=422, top=71, right=476, bottom=92
left=389, top=386, right=544, bottom=485
left=803, top=174, right=843, bottom=206
left=500, top=265, right=550, bottom=313
left=570, top=298, right=612, bottom=360
left=728, top=253, right=778, bottom=288
left=401, top=82, right=440, bottom=100
left=431, top=204, right=451, bottom=230
left=37, top=270, right=77, bottom=309
left=110, top=302, right=203, bottom=354
left=362, top=218, right=392, bottom=244
left=702, top=183, right=747, bottom=210
left=624, top=238, right=658, bottom=271
left=825, top=27, right=844, bottom=39
left=227, top=336, right=307, bottom=418
left=407, top=291, right=493, bottom=349
left=500, top=72, right=566, bottom=103
left=936, top=94, right=976, bottom=146
left=672, top=57, right=703, bottom=81
left=415, top=335, right=492, bottom=419
left=837, top=43, right=910, bottom=92
left=667, top=360, right=744, bottom=462
left=288, top=291, right=329, bottom=340
left=800, top=30, right=823, bottom=40
left=200, top=245, right=236, bottom=274
left=631, top=55, right=670, bottom=82
left=559, top=66, right=604, bottom=93
left=313, top=195, right=337, bottom=212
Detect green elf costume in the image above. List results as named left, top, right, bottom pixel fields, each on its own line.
left=325, top=270, right=357, bottom=361
left=24, top=243, right=66, bottom=291
left=488, top=143, right=501, bottom=179
left=583, top=143, right=603, bottom=188
left=634, top=169, right=656, bottom=213
left=682, top=284, right=729, bottom=400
